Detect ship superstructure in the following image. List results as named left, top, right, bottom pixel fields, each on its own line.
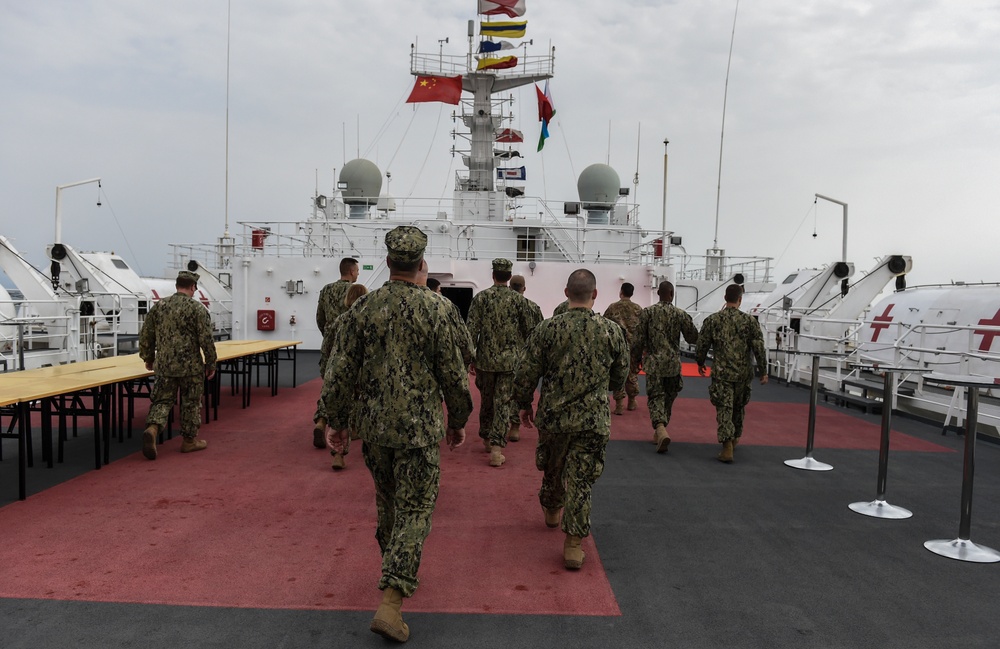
left=166, top=7, right=775, bottom=350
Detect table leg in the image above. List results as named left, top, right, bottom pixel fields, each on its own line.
left=17, top=401, right=28, bottom=500
left=42, top=397, right=54, bottom=469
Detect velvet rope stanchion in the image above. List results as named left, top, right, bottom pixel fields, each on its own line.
left=784, top=354, right=837, bottom=472
left=847, top=365, right=927, bottom=519
left=923, top=373, right=1000, bottom=563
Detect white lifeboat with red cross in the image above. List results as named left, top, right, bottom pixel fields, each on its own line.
left=858, top=283, right=1000, bottom=378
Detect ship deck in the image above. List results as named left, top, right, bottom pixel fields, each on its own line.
left=2, top=351, right=999, bottom=648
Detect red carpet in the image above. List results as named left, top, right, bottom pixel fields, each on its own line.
left=641, top=362, right=707, bottom=377
left=0, top=378, right=947, bottom=615
left=610, top=395, right=950, bottom=452
left=0, top=379, right=620, bottom=616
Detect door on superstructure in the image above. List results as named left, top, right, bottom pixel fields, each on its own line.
left=441, top=286, right=474, bottom=321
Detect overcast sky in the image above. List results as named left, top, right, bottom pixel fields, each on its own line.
left=2, top=0, right=998, bottom=288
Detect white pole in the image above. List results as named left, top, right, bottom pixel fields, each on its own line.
left=815, top=193, right=848, bottom=262
left=54, top=177, right=101, bottom=244
left=661, top=138, right=669, bottom=235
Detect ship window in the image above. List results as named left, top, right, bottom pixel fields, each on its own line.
left=112, top=259, right=130, bottom=270
left=517, top=234, right=537, bottom=261
left=782, top=273, right=798, bottom=284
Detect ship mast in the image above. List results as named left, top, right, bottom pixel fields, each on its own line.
left=410, top=17, right=554, bottom=194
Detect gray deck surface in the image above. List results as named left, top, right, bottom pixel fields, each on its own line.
left=2, top=351, right=998, bottom=648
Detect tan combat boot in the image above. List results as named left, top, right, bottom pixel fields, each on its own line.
left=508, top=421, right=520, bottom=442
left=331, top=452, right=345, bottom=470
left=489, top=445, right=506, bottom=467
left=613, top=399, right=624, bottom=416
left=142, top=424, right=159, bottom=460
left=717, top=439, right=734, bottom=463
left=564, top=534, right=585, bottom=570
left=370, top=586, right=409, bottom=643
left=313, top=417, right=327, bottom=449
left=181, top=437, right=208, bottom=453
left=654, top=424, right=671, bottom=454
left=627, top=396, right=637, bottom=411
left=544, top=507, right=563, bottom=529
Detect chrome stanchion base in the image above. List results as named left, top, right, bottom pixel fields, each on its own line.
left=848, top=499, right=912, bottom=519
left=784, top=455, right=833, bottom=471
left=924, top=538, right=1000, bottom=563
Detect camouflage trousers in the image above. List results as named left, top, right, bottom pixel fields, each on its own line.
left=475, top=370, right=514, bottom=447
left=362, top=442, right=441, bottom=598
left=313, top=353, right=330, bottom=423
left=509, top=381, right=536, bottom=427
left=146, top=374, right=204, bottom=439
left=313, top=395, right=327, bottom=424
left=612, top=354, right=641, bottom=400
left=535, top=429, right=608, bottom=538
left=647, top=373, right=684, bottom=429
left=708, top=378, right=752, bottom=443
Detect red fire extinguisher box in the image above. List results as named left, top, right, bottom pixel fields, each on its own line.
left=257, top=309, right=276, bottom=331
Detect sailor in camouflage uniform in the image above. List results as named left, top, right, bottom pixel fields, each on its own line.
left=312, top=257, right=359, bottom=449
left=634, top=281, right=699, bottom=453
left=427, top=276, right=475, bottom=368
left=139, top=270, right=217, bottom=460
left=319, top=282, right=367, bottom=470
left=466, top=258, right=539, bottom=467
left=603, top=282, right=644, bottom=414
left=695, top=284, right=768, bottom=463
left=514, top=269, right=628, bottom=570
left=321, top=226, right=472, bottom=643
left=507, top=274, right=544, bottom=441
left=552, top=299, right=569, bottom=317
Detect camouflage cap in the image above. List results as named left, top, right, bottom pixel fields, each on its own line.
left=492, top=258, right=513, bottom=272
left=385, top=226, right=427, bottom=263
left=177, top=270, right=200, bottom=284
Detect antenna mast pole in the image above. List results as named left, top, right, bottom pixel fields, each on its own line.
left=224, top=0, right=231, bottom=237
left=713, top=0, right=740, bottom=249
left=632, top=123, right=640, bottom=218
left=662, top=138, right=669, bottom=235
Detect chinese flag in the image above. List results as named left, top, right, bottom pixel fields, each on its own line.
left=406, top=75, right=463, bottom=105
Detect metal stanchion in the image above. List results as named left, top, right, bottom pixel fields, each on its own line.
left=785, top=354, right=834, bottom=471
left=923, top=373, right=1000, bottom=563
left=848, top=366, right=918, bottom=519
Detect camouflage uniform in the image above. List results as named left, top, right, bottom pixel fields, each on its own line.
left=315, top=278, right=353, bottom=371
left=524, top=297, right=544, bottom=331
left=140, top=282, right=217, bottom=440
left=509, top=296, right=543, bottom=428
left=322, top=227, right=472, bottom=598
left=467, top=264, right=539, bottom=448
left=635, top=302, right=699, bottom=430
left=314, top=279, right=353, bottom=424
left=603, top=298, right=643, bottom=400
left=434, top=291, right=475, bottom=368
left=695, top=307, right=767, bottom=443
left=552, top=300, right=569, bottom=317
left=513, top=308, right=628, bottom=538
left=319, top=304, right=364, bottom=457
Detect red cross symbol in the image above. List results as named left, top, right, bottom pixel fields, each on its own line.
left=870, top=304, right=895, bottom=342
left=974, top=307, right=1000, bottom=352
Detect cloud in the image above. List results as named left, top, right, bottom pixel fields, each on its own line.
left=2, top=0, right=999, bottom=288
